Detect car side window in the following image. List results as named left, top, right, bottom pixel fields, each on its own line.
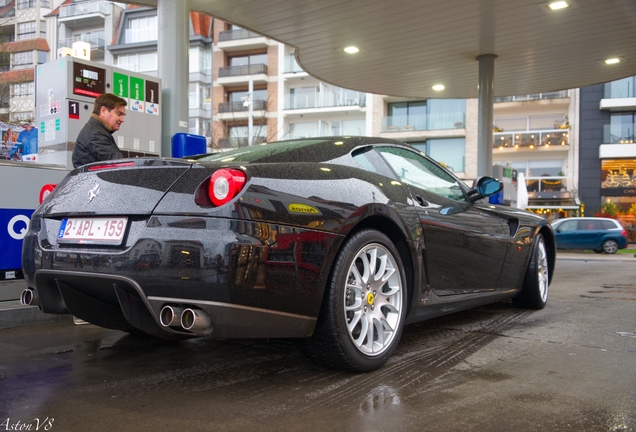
left=351, top=147, right=397, bottom=179
left=601, top=220, right=619, bottom=230
left=557, top=220, right=577, bottom=232
left=578, top=220, right=603, bottom=230
left=376, top=146, right=465, bottom=201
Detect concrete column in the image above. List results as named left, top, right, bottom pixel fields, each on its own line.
left=158, top=0, right=189, bottom=156
left=476, top=54, right=497, bottom=178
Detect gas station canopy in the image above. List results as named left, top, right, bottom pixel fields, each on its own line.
left=127, top=0, right=635, bottom=98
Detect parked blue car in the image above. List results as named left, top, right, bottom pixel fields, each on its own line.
left=551, top=217, right=628, bottom=254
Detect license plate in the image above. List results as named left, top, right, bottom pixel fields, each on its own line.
left=57, top=217, right=128, bottom=245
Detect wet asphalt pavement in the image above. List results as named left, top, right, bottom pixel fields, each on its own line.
left=0, top=255, right=635, bottom=432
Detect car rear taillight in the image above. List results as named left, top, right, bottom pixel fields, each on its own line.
left=88, top=161, right=136, bottom=171
left=39, top=184, right=56, bottom=204
left=208, top=169, right=246, bottom=206
left=622, top=230, right=627, bottom=237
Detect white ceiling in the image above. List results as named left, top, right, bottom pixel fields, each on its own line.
left=129, top=0, right=636, bottom=98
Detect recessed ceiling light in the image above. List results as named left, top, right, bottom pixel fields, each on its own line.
left=539, top=0, right=577, bottom=13
left=605, top=58, right=621, bottom=65
left=432, top=84, right=445, bottom=91
left=548, top=1, right=569, bottom=10
left=343, top=46, right=359, bottom=54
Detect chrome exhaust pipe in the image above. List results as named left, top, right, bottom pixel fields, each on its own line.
left=181, top=308, right=212, bottom=334
left=20, top=288, right=39, bottom=306
left=159, top=305, right=185, bottom=328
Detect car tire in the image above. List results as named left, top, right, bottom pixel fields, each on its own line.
left=302, top=229, right=407, bottom=372
left=602, top=239, right=619, bottom=254
left=513, top=233, right=549, bottom=310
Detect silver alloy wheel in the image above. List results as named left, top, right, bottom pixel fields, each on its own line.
left=603, top=240, right=619, bottom=254
left=537, top=238, right=549, bottom=302
left=344, top=243, right=403, bottom=356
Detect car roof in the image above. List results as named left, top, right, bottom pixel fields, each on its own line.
left=196, top=136, right=415, bottom=164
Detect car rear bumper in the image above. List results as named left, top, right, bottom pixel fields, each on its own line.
left=22, top=215, right=341, bottom=338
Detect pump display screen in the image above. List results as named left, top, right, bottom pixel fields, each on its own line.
left=72, top=63, right=105, bottom=98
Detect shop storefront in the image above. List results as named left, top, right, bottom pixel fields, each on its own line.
left=600, top=159, right=636, bottom=242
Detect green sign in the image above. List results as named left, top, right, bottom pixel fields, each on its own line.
left=113, top=72, right=128, bottom=98
left=130, top=77, right=144, bottom=101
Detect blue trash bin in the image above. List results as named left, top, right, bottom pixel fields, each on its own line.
left=171, top=133, right=207, bottom=158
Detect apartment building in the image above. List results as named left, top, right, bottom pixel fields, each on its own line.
left=0, top=0, right=125, bottom=122
left=0, top=0, right=53, bottom=122
left=491, top=90, right=580, bottom=218
left=108, top=6, right=213, bottom=140
left=580, top=76, right=636, bottom=224
left=212, top=19, right=276, bottom=148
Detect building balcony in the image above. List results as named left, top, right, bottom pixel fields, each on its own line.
left=526, top=177, right=568, bottom=194
left=217, top=29, right=268, bottom=52
left=219, top=28, right=261, bottom=42
left=603, top=123, right=635, bottom=144
left=283, top=92, right=366, bottom=111
left=600, top=97, right=636, bottom=111
left=59, top=32, right=105, bottom=50
left=494, top=91, right=568, bottom=103
left=218, top=100, right=267, bottom=113
left=59, top=0, right=109, bottom=17
left=59, top=1, right=109, bottom=28
left=604, top=76, right=635, bottom=99
left=217, top=64, right=268, bottom=85
left=599, top=123, right=636, bottom=158
left=494, top=130, right=569, bottom=150
left=601, top=76, right=636, bottom=111
left=381, top=112, right=465, bottom=133
left=283, top=55, right=305, bottom=74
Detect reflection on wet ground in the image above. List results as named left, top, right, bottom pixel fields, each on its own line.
left=1, top=260, right=635, bottom=431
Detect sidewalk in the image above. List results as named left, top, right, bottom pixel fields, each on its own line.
left=557, top=243, right=636, bottom=261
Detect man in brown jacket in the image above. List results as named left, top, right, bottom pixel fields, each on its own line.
left=72, top=93, right=127, bottom=168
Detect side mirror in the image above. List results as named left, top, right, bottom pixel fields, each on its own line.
left=469, top=177, right=503, bottom=202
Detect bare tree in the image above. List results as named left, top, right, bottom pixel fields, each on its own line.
left=212, top=94, right=276, bottom=151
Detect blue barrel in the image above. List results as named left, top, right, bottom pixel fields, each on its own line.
left=171, top=133, right=207, bottom=158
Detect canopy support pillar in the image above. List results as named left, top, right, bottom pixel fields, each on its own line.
left=476, top=54, right=497, bottom=178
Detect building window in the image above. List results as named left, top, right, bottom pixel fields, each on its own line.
left=510, top=160, right=564, bottom=177
left=12, top=51, right=32, bottom=69
left=229, top=53, right=267, bottom=67
left=342, top=119, right=365, bottom=136
left=125, top=16, right=158, bottom=43
left=11, top=111, right=33, bottom=122
left=17, top=22, right=37, bottom=40
left=11, top=82, right=34, bottom=97
left=117, top=52, right=157, bottom=73
left=388, top=101, right=426, bottom=130
left=411, top=138, right=466, bottom=172
left=428, top=99, right=466, bottom=129
left=608, top=112, right=635, bottom=144
left=189, top=46, right=212, bottom=74
left=17, top=0, right=48, bottom=9
left=602, top=159, right=636, bottom=189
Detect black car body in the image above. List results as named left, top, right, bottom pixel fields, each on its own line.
left=22, top=137, right=556, bottom=371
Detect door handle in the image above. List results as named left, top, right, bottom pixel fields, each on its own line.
left=416, top=195, right=429, bottom=207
